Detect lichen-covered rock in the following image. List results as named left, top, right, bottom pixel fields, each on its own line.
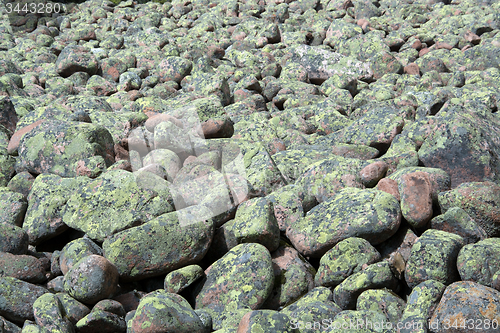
left=63, top=254, right=119, bottom=305
left=405, top=229, right=464, bottom=289
left=237, top=310, right=292, bottom=333
left=164, top=265, right=205, bottom=294
left=430, top=207, right=487, bottom=245
left=333, top=261, right=399, bottom=310
left=265, top=185, right=306, bottom=233
left=411, top=107, right=500, bottom=188
left=55, top=45, right=99, bottom=78
left=263, top=242, right=316, bottom=310
left=23, top=174, right=90, bottom=245
left=0, top=96, right=18, bottom=134
left=59, top=237, right=103, bottom=275
left=103, top=206, right=214, bottom=281
left=457, top=238, right=500, bottom=288
left=356, top=289, right=406, bottom=323
left=429, top=281, right=500, bottom=333
left=0, top=188, right=26, bottom=227
left=293, top=155, right=368, bottom=203
left=141, top=148, right=181, bottom=181
left=315, top=237, right=381, bottom=288
left=0, top=277, right=49, bottom=324
left=438, top=181, right=500, bottom=237
left=281, top=287, right=341, bottom=332
left=76, top=309, right=127, bottom=333
left=287, top=188, right=401, bottom=258
left=330, top=310, right=395, bottom=332
left=224, top=197, right=280, bottom=252
left=157, top=56, right=193, bottom=83
left=17, top=120, right=115, bottom=177
left=284, top=44, right=373, bottom=82
left=0, top=223, right=28, bottom=255
left=195, top=243, right=274, bottom=330
left=7, top=171, right=35, bottom=200
left=359, top=161, right=388, bottom=188
left=0, top=315, right=21, bottom=333
left=129, top=291, right=208, bottom=333
left=55, top=292, right=91, bottom=325
left=33, top=293, right=74, bottom=333
left=0, top=148, right=15, bottom=187
left=0, top=252, right=46, bottom=283
left=398, top=279, right=446, bottom=333
left=387, top=167, right=451, bottom=203
left=62, top=169, right=174, bottom=242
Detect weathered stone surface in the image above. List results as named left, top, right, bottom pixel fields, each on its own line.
left=438, top=181, right=500, bottom=237
left=457, top=238, right=500, bottom=288
left=33, top=293, right=74, bottom=333
left=195, top=243, right=274, bottom=330
left=164, top=265, right=205, bottom=294
left=0, top=277, right=49, bottom=324
left=103, top=207, right=214, bottom=281
left=405, top=229, right=464, bottom=289
left=0, top=252, right=46, bottom=283
left=287, top=188, right=401, bottom=258
left=429, top=281, right=500, bottom=333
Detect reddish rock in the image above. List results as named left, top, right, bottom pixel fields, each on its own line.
left=7, top=119, right=45, bottom=154
left=400, top=172, right=433, bottom=229
left=404, top=63, right=420, bottom=76
left=359, top=161, right=388, bottom=187
left=411, top=39, right=422, bottom=50
left=376, top=178, right=400, bottom=201
left=145, top=113, right=183, bottom=132
left=419, top=48, right=430, bottom=57
left=200, top=118, right=234, bottom=139
left=429, top=281, right=500, bottom=333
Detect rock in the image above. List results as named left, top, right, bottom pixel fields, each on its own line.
left=265, top=185, right=306, bottom=233
left=55, top=292, right=91, bottom=326
left=157, top=56, right=193, bottom=83
left=286, top=188, right=401, bottom=258
left=200, top=118, right=234, bottom=139
left=333, top=261, right=399, bottom=310
left=0, top=96, right=18, bottom=134
left=0, top=252, right=46, bottom=283
left=164, top=265, right=205, bottom=294
left=405, top=229, right=464, bottom=289
left=63, top=255, right=119, bottom=305
left=62, top=169, right=175, bottom=242
left=0, top=149, right=15, bottom=187
left=356, top=289, right=406, bottom=323
left=129, top=291, right=207, bottom=333
left=33, top=293, right=74, bottom=333
left=330, top=310, right=394, bottom=332
left=103, top=206, right=214, bottom=281
left=7, top=171, right=35, bottom=200
left=399, top=171, right=434, bottom=229
left=0, top=223, right=28, bottom=255
left=195, top=243, right=274, bottom=330
left=263, top=242, right=316, bottom=310
left=457, top=238, right=500, bottom=288
left=429, top=281, right=500, bottom=333
left=438, top=181, right=500, bottom=237
left=285, top=44, right=373, bottom=83
left=315, top=237, right=381, bottom=288
left=23, top=174, right=90, bottom=245
left=430, top=207, right=487, bottom=245
left=376, top=178, right=400, bottom=200
left=142, top=148, right=182, bottom=181
left=237, top=310, right=292, bottom=333
left=55, top=45, right=99, bottom=78
left=59, top=237, right=103, bottom=275
left=281, top=287, right=341, bottom=331
left=398, top=280, right=446, bottom=333
left=17, top=120, right=115, bottom=177
left=359, top=161, right=389, bottom=188
left=0, top=188, right=26, bottom=227
left=0, top=277, right=49, bottom=324
left=224, top=197, right=280, bottom=252
left=388, top=167, right=451, bottom=203
left=76, top=308, right=127, bottom=333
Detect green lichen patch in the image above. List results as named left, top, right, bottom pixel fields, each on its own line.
left=103, top=206, right=214, bottom=281
left=0, top=277, right=49, bottom=324
left=61, top=169, right=174, bottom=242
left=129, top=290, right=205, bottom=333
left=194, top=243, right=274, bottom=330
left=286, top=188, right=401, bottom=258
left=33, top=293, right=74, bottom=333
left=315, top=237, right=381, bottom=288
left=237, top=310, right=292, bottom=333
left=164, top=265, right=205, bottom=294
left=0, top=187, right=26, bottom=227
left=356, top=289, right=406, bottom=323
left=405, top=229, right=464, bottom=289
left=457, top=238, right=500, bottom=288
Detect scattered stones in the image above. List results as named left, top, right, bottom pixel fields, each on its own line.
left=3, top=0, right=500, bottom=331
